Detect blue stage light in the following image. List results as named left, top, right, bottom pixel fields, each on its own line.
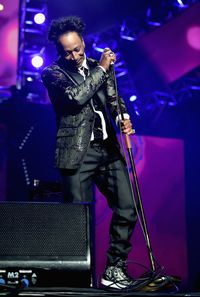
left=176, top=0, right=185, bottom=7
left=130, top=95, right=137, bottom=102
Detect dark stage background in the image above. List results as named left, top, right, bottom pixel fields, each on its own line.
left=0, top=0, right=200, bottom=293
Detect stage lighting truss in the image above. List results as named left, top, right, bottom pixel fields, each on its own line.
left=117, top=1, right=200, bottom=119
left=85, top=5, right=200, bottom=121
left=132, top=68, right=200, bottom=121
left=145, top=0, right=198, bottom=28
left=120, top=20, right=138, bottom=41
left=17, top=0, right=48, bottom=104
left=0, top=86, right=12, bottom=104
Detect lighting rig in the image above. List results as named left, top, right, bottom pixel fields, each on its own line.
left=85, top=0, right=200, bottom=120
left=17, top=0, right=48, bottom=104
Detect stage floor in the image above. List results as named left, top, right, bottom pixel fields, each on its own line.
left=0, top=287, right=200, bottom=297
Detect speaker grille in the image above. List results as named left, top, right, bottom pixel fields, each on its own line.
left=0, top=203, right=89, bottom=259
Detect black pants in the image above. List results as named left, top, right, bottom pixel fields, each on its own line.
left=60, top=140, right=137, bottom=265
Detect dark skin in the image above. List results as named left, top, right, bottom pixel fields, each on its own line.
left=58, top=31, right=135, bottom=135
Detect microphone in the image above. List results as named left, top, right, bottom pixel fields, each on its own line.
left=109, top=51, right=115, bottom=65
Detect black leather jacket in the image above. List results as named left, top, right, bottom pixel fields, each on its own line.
left=41, top=57, right=128, bottom=169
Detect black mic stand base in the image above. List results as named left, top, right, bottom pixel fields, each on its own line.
left=140, top=275, right=182, bottom=292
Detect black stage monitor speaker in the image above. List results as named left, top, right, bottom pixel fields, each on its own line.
left=0, top=202, right=92, bottom=287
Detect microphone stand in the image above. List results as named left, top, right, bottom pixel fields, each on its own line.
left=111, top=65, right=156, bottom=272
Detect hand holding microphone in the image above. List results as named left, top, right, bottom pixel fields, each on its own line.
left=99, top=47, right=116, bottom=71
left=109, top=51, right=115, bottom=65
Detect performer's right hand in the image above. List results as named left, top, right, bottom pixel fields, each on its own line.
left=99, top=48, right=116, bottom=71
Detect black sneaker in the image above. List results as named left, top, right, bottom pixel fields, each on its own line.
left=101, top=259, right=135, bottom=290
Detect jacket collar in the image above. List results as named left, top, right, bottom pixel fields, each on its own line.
left=57, top=57, right=98, bottom=85
left=56, top=57, right=105, bottom=105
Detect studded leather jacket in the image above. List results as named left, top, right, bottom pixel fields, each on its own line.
left=41, top=57, right=128, bottom=169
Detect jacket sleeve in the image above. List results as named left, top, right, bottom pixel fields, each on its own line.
left=105, top=70, right=128, bottom=120
left=41, top=65, right=108, bottom=109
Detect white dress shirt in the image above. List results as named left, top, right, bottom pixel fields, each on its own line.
left=78, top=57, right=130, bottom=141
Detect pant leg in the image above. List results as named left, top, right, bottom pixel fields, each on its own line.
left=60, top=145, right=103, bottom=203
left=94, top=158, right=137, bottom=265
left=60, top=141, right=137, bottom=264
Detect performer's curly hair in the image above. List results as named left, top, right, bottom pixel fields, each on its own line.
left=48, top=16, right=85, bottom=43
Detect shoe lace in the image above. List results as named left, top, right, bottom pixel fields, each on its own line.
left=114, top=260, right=132, bottom=281
left=116, top=259, right=127, bottom=270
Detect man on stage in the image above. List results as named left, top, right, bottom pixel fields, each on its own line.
left=41, top=15, right=137, bottom=290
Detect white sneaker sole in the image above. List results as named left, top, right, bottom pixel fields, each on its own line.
left=101, top=278, right=128, bottom=289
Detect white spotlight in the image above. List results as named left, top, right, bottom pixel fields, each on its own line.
left=31, top=55, right=44, bottom=68
left=34, top=13, right=46, bottom=25
left=0, top=3, right=4, bottom=11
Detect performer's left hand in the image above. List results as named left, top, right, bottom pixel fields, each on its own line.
left=121, top=119, right=135, bottom=135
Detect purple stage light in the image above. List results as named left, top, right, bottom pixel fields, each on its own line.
left=34, top=13, right=45, bottom=25
left=31, top=55, right=43, bottom=68
left=0, top=3, right=4, bottom=11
